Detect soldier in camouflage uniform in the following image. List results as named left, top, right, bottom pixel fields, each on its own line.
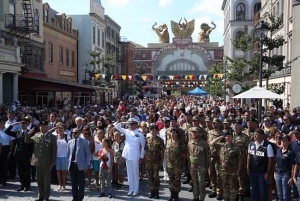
left=189, top=127, right=211, bottom=201
left=207, top=118, right=224, bottom=199
left=223, top=118, right=234, bottom=134
left=210, top=131, right=241, bottom=201
left=192, top=116, right=208, bottom=141
left=144, top=124, right=165, bottom=199
left=166, top=127, right=186, bottom=201
left=166, top=116, right=185, bottom=143
left=233, top=119, right=250, bottom=201
left=244, top=118, right=259, bottom=141
left=205, top=116, right=213, bottom=132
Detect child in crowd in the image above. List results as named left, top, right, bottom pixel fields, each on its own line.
left=112, top=132, right=125, bottom=189
left=93, top=128, right=104, bottom=190
left=98, top=138, right=114, bottom=198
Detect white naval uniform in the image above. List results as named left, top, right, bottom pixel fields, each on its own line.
left=114, top=123, right=145, bottom=193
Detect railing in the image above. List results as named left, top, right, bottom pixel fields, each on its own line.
left=5, top=14, right=38, bottom=33
left=253, top=12, right=260, bottom=27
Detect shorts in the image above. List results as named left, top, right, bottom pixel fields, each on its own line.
left=56, top=157, right=67, bottom=170
left=93, top=160, right=101, bottom=172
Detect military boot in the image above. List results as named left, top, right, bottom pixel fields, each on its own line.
left=172, top=192, right=179, bottom=201
left=154, top=189, right=160, bottom=199
left=149, top=190, right=155, bottom=198
left=168, top=191, right=174, bottom=201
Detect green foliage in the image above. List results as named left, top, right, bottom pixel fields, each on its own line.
left=207, top=63, right=228, bottom=97
left=269, top=83, right=285, bottom=95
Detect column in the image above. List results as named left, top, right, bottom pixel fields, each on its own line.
left=12, top=73, right=18, bottom=102
left=0, top=72, right=3, bottom=104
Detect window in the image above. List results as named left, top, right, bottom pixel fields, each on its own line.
left=8, top=2, right=15, bottom=25
left=62, top=19, right=65, bottom=30
left=66, top=49, right=69, bottom=66
left=59, top=46, right=63, bottom=65
left=44, top=8, right=48, bottom=22
left=93, top=25, right=96, bottom=44
left=236, top=31, right=244, bottom=40
left=49, top=43, right=53, bottom=63
left=236, top=3, right=246, bottom=20
left=254, top=3, right=261, bottom=15
left=68, top=23, right=71, bottom=33
left=97, top=28, right=100, bottom=46
left=102, top=30, right=105, bottom=48
left=43, top=41, right=45, bottom=62
left=71, top=50, right=75, bottom=67
left=34, top=14, right=39, bottom=34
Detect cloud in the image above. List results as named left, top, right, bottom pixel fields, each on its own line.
left=108, top=0, right=130, bottom=7
left=141, top=16, right=156, bottom=23
left=190, top=0, right=223, bottom=17
left=159, top=0, right=173, bottom=7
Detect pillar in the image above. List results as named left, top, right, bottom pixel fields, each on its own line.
left=0, top=72, right=3, bottom=104
left=12, top=73, right=18, bottom=102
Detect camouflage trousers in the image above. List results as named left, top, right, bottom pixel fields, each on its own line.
left=221, top=170, right=238, bottom=201
left=167, top=167, right=182, bottom=192
left=209, top=157, right=222, bottom=194
left=238, top=156, right=250, bottom=195
left=191, top=166, right=206, bottom=200
left=146, top=162, right=161, bottom=190
left=100, top=168, right=112, bottom=194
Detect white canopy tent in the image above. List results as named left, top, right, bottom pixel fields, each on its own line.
left=232, top=86, right=283, bottom=99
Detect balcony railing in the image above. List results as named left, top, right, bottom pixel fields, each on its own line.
left=5, top=14, right=38, bottom=33
left=253, top=12, right=260, bottom=27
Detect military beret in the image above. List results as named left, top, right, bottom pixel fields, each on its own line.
left=20, top=117, right=30, bottom=123
left=149, top=124, right=158, bottom=131
left=170, top=127, right=178, bottom=132
left=170, top=116, right=177, bottom=121
left=247, top=118, right=258, bottom=123
left=40, top=120, right=49, bottom=126
left=212, top=118, right=221, bottom=124
left=0, top=118, right=6, bottom=123
left=7, top=109, right=15, bottom=114
left=224, top=130, right=233, bottom=136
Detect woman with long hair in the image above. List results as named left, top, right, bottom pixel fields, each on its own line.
left=93, top=128, right=104, bottom=190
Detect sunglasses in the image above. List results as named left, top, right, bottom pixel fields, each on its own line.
left=72, top=131, right=80, bottom=134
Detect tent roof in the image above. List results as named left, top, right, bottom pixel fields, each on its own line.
left=187, top=87, right=208, bottom=95
left=232, top=86, right=283, bottom=99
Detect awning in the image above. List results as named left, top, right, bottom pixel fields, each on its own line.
left=19, top=77, right=111, bottom=92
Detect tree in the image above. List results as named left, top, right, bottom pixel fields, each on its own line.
left=207, top=63, right=228, bottom=97
left=86, top=50, right=116, bottom=88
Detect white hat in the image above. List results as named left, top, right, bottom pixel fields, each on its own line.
left=127, top=118, right=139, bottom=124
left=162, top=117, right=170, bottom=121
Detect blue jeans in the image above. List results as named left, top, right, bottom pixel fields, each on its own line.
left=275, top=172, right=291, bottom=201
left=249, top=172, right=268, bottom=201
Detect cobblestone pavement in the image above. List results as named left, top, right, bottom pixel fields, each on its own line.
left=0, top=172, right=253, bottom=201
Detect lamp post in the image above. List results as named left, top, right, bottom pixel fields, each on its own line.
left=255, top=20, right=270, bottom=123
left=83, top=62, right=88, bottom=81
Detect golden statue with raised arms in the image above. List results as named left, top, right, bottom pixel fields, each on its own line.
left=198, top=21, right=216, bottom=42
left=152, top=22, right=170, bottom=43
left=171, top=18, right=195, bottom=38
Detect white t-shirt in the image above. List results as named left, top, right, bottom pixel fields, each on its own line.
left=93, top=138, right=103, bottom=160
left=57, top=136, right=68, bottom=158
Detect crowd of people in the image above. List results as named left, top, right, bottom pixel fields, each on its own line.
left=0, top=95, right=299, bottom=201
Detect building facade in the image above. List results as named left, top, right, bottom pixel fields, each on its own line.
left=0, top=0, right=44, bottom=104
left=258, top=0, right=293, bottom=107
left=291, top=0, right=300, bottom=109
left=70, top=0, right=106, bottom=85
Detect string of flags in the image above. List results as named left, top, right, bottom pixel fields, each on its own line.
left=89, top=73, right=225, bottom=81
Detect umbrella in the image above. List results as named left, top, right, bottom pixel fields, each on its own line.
left=187, top=87, right=208, bottom=95
left=232, top=86, right=283, bottom=99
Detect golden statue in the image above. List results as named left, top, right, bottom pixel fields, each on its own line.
left=198, top=21, right=216, bottom=42
left=171, top=18, right=195, bottom=38
left=152, top=22, right=170, bottom=43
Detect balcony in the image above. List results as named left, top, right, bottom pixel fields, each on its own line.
left=0, top=44, right=21, bottom=64
left=5, top=14, right=38, bottom=34
left=253, top=12, right=260, bottom=27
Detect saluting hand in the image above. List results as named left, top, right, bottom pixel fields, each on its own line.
left=29, top=127, right=35, bottom=135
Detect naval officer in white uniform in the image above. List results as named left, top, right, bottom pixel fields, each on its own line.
left=114, top=118, right=145, bottom=196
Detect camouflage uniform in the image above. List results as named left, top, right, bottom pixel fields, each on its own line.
left=189, top=132, right=211, bottom=200
left=233, top=131, right=250, bottom=196
left=208, top=126, right=223, bottom=195
left=218, top=142, right=241, bottom=201
left=244, top=129, right=255, bottom=141
left=145, top=136, right=165, bottom=190
left=166, top=138, right=186, bottom=193
left=166, top=126, right=185, bottom=143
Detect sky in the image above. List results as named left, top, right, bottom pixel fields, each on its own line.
left=43, top=0, right=225, bottom=47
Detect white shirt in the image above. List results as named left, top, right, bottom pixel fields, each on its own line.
left=0, top=130, right=15, bottom=146
left=115, top=123, right=145, bottom=161
left=93, top=138, right=103, bottom=160
left=5, top=119, right=20, bottom=132
left=57, top=136, right=68, bottom=157
left=159, top=128, right=167, bottom=145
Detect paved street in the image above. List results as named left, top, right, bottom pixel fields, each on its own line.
left=0, top=172, right=254, bottom=201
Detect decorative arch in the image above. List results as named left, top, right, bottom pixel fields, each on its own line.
left=236, top=3, right=246, bottom=20
left=166, top=59, right=199, bottom=72
left=236, top=30, right=244, bottom=40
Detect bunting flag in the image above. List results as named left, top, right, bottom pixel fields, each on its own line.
left=203, top=75, right=207, bottom=80
left=169, top=75, right=174, bottom=80
left=110, top=75, right=114, bottom=80
left=101, top=74, right=106, bottom=79
left=121, top=75, right=127, bottom=80
left=141, top=75, right=147, bottom=81
left=115, top=74, right=119, bottom=80
left=128, top=75, right=133, bottom=81
left=95, top=74, right=100, bottom=80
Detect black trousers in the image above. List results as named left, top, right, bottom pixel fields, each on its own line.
left=70, top=163, right=85, bottom=201
left=0, top=146, right=10, bottom=184
left=17, top=158, right=31, bottom=188
left=8, top=140, right=16, bottom=178
left=31, top=165, right=36, bottom=180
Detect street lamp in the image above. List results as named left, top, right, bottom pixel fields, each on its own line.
left=83, top=62, right=88, bottom=81
left=255, top=20, right=270, bottom=123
